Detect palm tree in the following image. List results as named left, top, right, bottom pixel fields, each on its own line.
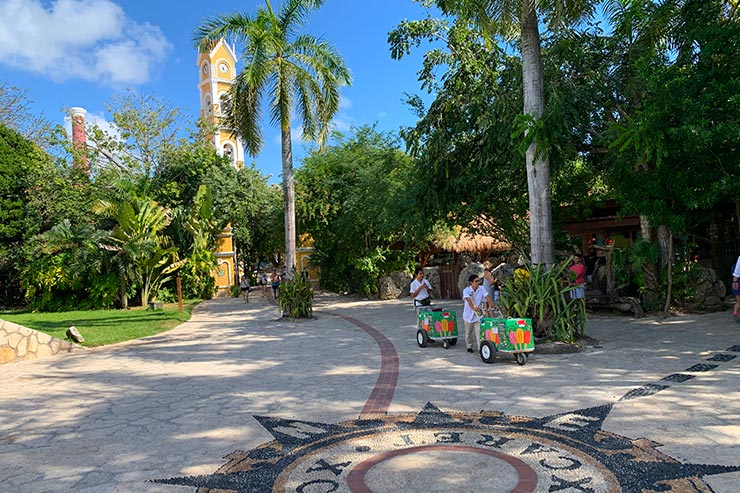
left=436, top=0, right=596, bottom=266
left=194, top=0, right=351, bottom=275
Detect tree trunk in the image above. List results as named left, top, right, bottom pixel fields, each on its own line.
left=119, top=278, right=128, bottom=310
left=639, top=214, right=654, bottom=243
left=281, top=125, right=296, bottom=277
left=141, top=276, right=151, bottom=308
left=604, top=243, right=616, bottom=295
left=520, top=2, right=553, bottom=268
left=657, top=225, right=671, bottom=271
left=662, top=231, right=674, bottom=315
left=709, top=220, right=720, bottom=273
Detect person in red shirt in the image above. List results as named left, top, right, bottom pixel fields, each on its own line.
left=569, top=254, right=587, bottom=300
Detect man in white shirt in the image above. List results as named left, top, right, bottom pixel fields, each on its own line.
left=409, top=268, right=432, bottom=307
left=462, top=274, right=487, bottom=353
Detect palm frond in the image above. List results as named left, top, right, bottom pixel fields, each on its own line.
left=269, top=68, right=293, bottom=130
left=231, top=69, right=266, bottom=155
left=193, top=12, right=253, bottom=51
left=278, top=0, right=325, bottom=35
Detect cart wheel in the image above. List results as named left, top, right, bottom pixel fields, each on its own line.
left=515, top=353, right=526, bottom=366
left=443, top=340, right=450, bottom=349
left=525, top=352, right=529, bottom=359
left=480, top=341, right=496, bottom=364
left=449, top=338, right=457, bottom=346
left=416, top=329, right=428, bottom=348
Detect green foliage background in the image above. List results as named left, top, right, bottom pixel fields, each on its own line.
left=297, top=127, right=416, bottom=297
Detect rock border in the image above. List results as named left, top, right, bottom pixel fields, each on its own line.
left=0, top=319, right=85, bottom=365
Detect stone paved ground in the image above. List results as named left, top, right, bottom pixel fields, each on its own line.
left=0, top=293, right=738, bottom=492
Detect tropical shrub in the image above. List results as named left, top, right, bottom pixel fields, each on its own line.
left=278, top=274, right=313, bottom=318
left=153, top=286, right=176, bottom=303
left=178, top=247, right=216, bottom=300
left=22, top=220, right=116, bottom=311
left=670, top=260, right=704, bottom=307
left=501, top=260, right=585, bottom=343
left=611, top=240, right=661, bottom=311
left=95, top=199, right=186, bottom=307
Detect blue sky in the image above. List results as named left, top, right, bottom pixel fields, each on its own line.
left=0, top=0, right=439, bottom=183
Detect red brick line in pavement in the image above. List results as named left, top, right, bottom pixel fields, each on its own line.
left=269, top=299, right=400, bottom=419
left=332, top=314, right=399, bottom=419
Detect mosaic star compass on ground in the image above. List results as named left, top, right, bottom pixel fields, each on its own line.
left=153, top=402, right=739, bottom=493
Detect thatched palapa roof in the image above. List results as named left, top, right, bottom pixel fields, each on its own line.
left=437, top=232, right=511, bottom=255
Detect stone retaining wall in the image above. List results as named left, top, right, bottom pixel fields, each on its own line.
left=0, top=319, right=85, bottom=365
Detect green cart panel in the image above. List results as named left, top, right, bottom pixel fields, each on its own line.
left=480, top=317, right=534, bottom=353
left=418, top=309, right=458, bottom=339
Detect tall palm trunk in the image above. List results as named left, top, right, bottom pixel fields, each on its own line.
left=281, top=124, right=297, bottom=275
left=521, top=2, right=553, bottom=267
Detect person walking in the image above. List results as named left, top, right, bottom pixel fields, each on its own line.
left=462, top=274, right=486, bottom=353
left=270, top=270, right=281, bottom=300
left=239, top=275, right=251, bottom=303
left=569, top=254, right=587, bottom=301
left=259, top=271, right=268, bottom=297
left=569, top=254, right=588, bottom=336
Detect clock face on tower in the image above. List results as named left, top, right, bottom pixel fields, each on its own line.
left=202, top=63, right=209, bottom=76
left=219, top=62, right=229, bottom=75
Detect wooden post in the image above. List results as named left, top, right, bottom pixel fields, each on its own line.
left=176, top=274, right=183, bottom=313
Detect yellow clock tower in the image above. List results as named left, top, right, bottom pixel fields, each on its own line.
left=197, top=39, right=245, bottom=295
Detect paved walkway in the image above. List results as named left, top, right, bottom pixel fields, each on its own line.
left=1, top=293, right=739, bottom=492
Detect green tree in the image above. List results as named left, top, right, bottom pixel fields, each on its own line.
left=605, top=0, right=740, bottom=311
left=0, top=124, right=53, bottom=304
left=0, top=81, right=53, bottom=147
left=152, top=136, right=284, bottom=285
left=397, top=0, right=596, bottom=266
left=194, top=0, right=352, bottom=275
left=297, top=127, right=416, bottom=295
left=168, top=185, right=217, bottom=300
left=211, top=166, right=284, bottom=269
left=390, top=15, right=530, bottom=248
left=86, top=91, right=187, bottom=183
left=389, top=14, right=610, bottom=253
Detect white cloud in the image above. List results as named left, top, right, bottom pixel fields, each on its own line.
left=330, top=115, right=353, bottom=133
left=87, top=110, right=120, bottom=137
left=339, top=95, right=352, bottom=110
left=0, top=0, right=171, bottom=86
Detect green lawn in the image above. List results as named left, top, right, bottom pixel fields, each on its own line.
left=0, top=300, right=201, bottom=347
